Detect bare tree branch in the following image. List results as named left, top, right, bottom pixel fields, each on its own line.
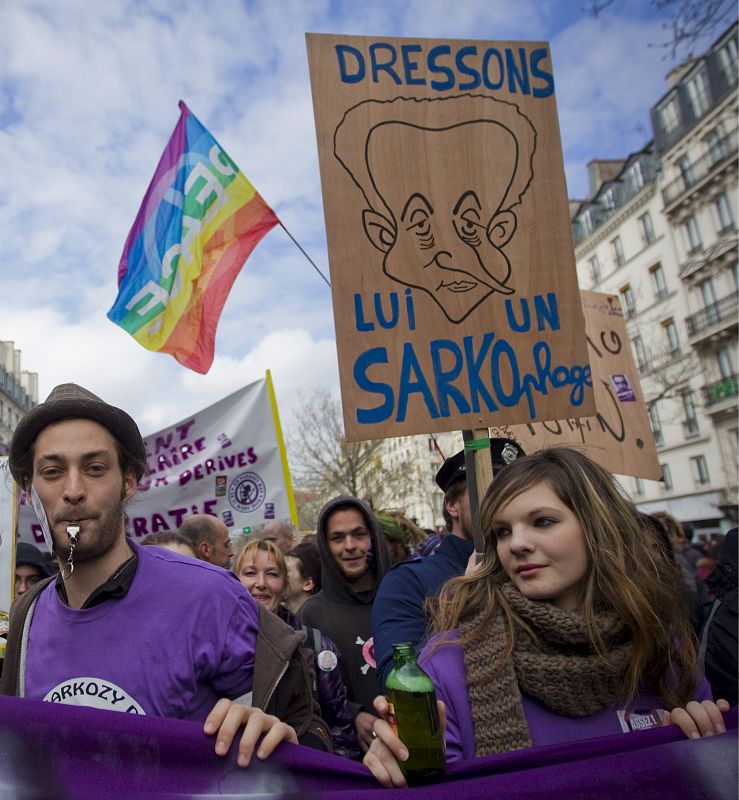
left=586, top=0, right=736, bottom=57
left=287, top=388, right=419, bottom=529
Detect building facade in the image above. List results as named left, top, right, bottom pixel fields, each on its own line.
left=0, top=341, right=37, bottom=451
left=572, top=23, right=738, bottom=534
left=373, top=430, right=462, bottom=530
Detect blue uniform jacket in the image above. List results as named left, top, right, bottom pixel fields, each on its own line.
left=372, top=534, right=474, bottom=689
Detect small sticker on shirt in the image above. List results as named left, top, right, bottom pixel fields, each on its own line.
left=43, top=677, right=145, bottom=714
left=316, top=650, right=338, bottom=672
left=617, top=708, right=670, bottom=733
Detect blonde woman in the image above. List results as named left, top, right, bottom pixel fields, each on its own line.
left=235, top=539, right=360, bottom=759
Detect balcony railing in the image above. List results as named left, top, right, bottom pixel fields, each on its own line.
left=685, top=292, right=739, bottom=337
left=662, top=128, right=738, bottom=208
left=703, top=374, right=739, bottom=407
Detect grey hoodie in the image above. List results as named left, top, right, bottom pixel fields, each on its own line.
left=298, top=496, right=390, bottom=715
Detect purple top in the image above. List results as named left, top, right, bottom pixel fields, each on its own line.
left=23, top=541, right=260, bottom=722
left=420, top=632, right=712, bottom=762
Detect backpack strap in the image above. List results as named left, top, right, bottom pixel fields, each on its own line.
left=0, top=576, right=54, bottom=696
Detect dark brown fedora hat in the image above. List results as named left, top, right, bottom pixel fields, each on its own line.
left=9, top=383, right=147, bottom=485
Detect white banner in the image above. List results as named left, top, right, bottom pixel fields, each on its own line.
left=15, top=373, right=297, bottom=551
left=129, top=373, right=297, bottom=541
left=0, top=456, right=18, bottom=642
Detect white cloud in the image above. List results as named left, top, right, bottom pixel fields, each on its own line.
left=0, top=0, right=703, bottom=441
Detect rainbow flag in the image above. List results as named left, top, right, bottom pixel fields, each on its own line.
left=108, top=101, right=279, bottom=373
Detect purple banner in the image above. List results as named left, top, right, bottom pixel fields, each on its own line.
left=0, top=696, right=735, bottom=799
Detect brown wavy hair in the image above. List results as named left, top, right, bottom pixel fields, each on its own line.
left=431, top=447, right=698, bottom=708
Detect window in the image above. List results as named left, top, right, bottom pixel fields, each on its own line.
left=640, top=212, right=655, bottom=245
left=678, top=155, right=695, bottom=188
left=658, top=95, right=680, bottom=135
left=581, top=209, right=593, bottom=237
left=714, top=192, right=735, bottom=234
left=634, top=477, right=645, bottom=496
left=700, top=276, right=718, bottom=307
left=684, top=215, right=703, bottom=254
left=682, top=389, right=699, bottom=436
left=620, top=284, right=636, bottom=318
left=686, top=67, right=711, bottom=118
left=690, top=455, right=710, bottom=485
left=649, top=403, right=664, bottom=446
left=650, top=263, right=668, bottom=299
left=705, top=128, right=725, bottom=164
left=662, top=318, right=681, bottom=356
left=602, top=187, right=617, bottom=211
left=633, top=335, right=649, bottom=374
left=626, top=161, right=644, bottom=194
left=661, top=463, right=673, bottom=491
left=611, top=236, right=625, bottom=267
left=589, top=254, right=602, bottom=284
left=699, top=277, right=718, bottom=324
left=718, top=38, right=738, bottom=85
left=717, top=347, right=734, bottom=380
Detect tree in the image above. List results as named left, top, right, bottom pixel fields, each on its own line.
left=287, top=388, right=417, bottom=530
left=588, top=0, right=736, bottom=58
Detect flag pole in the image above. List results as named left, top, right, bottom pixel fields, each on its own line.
left=279, top=222, right=331, bottom=288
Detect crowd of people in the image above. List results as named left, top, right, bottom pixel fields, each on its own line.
left=1, top=382, right=736, bottom=790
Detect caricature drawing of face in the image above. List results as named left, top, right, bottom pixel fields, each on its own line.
left=334, top=95, right=536, bottom=325
left=363, top=121, right=519, bottom=322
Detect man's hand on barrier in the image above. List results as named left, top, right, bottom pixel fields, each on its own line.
left=204, top=698, right=298, bottom=767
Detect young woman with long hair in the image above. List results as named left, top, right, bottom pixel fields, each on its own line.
left=365, top=448, right=729, bottom=787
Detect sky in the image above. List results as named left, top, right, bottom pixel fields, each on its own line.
left=0, top=0, right=727, bottom=451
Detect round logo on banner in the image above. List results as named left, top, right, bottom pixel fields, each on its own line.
left=228, top=472, right=266, bottom=513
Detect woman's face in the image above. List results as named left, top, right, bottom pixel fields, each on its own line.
left=491, top=482, right=589, bottom=612
left=238, top=551, right=286, bottom=614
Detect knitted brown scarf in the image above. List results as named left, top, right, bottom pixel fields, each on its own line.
left=460, top=583, right=633, bottom=757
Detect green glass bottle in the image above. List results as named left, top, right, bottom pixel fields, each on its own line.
left=384, top=642, right=446, bottom=783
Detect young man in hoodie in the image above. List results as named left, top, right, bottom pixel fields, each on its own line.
left=298, top=496, right=390, bottom=753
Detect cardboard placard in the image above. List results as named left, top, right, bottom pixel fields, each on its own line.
left=490, top=291, right=662, bottom=479
left=307, top=33, right=595, bottom=441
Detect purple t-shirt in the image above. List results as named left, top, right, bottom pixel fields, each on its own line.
left=420, top=632, right=712, bottom=762
left=23, top=541, right=260, bottom=722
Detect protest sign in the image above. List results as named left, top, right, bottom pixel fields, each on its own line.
left=307, top=33, right=594, bottom=441
left=13, top=375, right=297, bottom=549
left=129, top=373, right=296, bottom=539
left=490, top=290, right=662, bottom=479
left=0, top=457, right=18, bottom=646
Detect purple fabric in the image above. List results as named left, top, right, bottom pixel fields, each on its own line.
left=24, top=541, right=259, bottom=721
left=0, top=695, right=735, bottom=799
left=421, top=633, right=714, bottom=762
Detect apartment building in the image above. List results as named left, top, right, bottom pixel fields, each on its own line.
left=571, top=23, right=738, bottom=534
left=0, top=341, right=37, bottom=450
left=374, top=430, right=462, bottom=530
